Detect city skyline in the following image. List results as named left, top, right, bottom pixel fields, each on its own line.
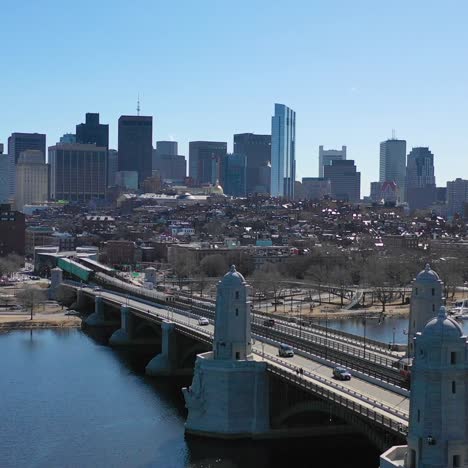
left=1, top=1, right=468, bottom=195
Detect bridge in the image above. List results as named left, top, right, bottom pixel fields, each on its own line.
left=61, top=272, right=409, bottom=451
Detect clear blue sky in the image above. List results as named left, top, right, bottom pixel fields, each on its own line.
left=1, top=0, right=467, bottom=195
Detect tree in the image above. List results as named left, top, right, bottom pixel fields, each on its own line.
left=436, top=259, right=465, bottom=300
left=55, top=285, right=76, bottom=309
left=0, top=254, right=23, bottom=278
left=329, top=267, right=353, bottom=307
left=200, top=254, right=228, bottom=277
left=251, top=264, right=284, bottom=312
left=16, top=286, right=47, bottom=320
left=173, top=255, right=197, bottom=290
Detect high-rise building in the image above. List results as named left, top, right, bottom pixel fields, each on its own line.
left=318, top=146, right=346, bottom=178
left=59, top=134, right=76, bottom=144
left=233, top=133, right=271, bottom=194
left=447, top=178, right=468, bottom=218
left=223, top=153, right=247, bottom=197
left=379, top=139, right=406, bottom=200
left=49, top=144, right=107, bottom=202
left=8, top=133, right=46, bottom=197
left=301, top=177, right=332, bottom=200
left=271, top=103, right=295, bottom=199
left=118, top=115, right=153, bottom=185
left=406, top=147, right=436, bottom=211
left=107, top=150, right=118, bottom=187
left=323, top=160, right=361, bottom=202
left=76, top=113, right=109, bottom=149
left=0, top=204, right=25, bottom=257
left=0, top=144, right=9, bottom=203
left=189, top=141, right=227, bottom=186
left=15, top=150, right=49, bottom=211
left=152, top=141, right=186, bottom=182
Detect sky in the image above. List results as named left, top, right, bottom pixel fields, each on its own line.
left=1, top=0, right=467, bottom=195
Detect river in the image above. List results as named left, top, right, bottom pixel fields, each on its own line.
left=0, top=328, right=381, bottom=468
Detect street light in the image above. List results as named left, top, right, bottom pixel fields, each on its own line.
left=363, top=314, right=367, bottom=357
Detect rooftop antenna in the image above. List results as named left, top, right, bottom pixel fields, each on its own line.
left=137, top=94, right=141, bottom=116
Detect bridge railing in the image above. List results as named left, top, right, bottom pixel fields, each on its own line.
left=267, top=364, right=407, bottom=437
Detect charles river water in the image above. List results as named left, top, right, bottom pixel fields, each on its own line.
left=3, top=317, right=466, bottom=468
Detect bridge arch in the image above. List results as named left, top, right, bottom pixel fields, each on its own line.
left=133, top=321, right=162, bottom=342
left=179, top=342, right=210, bottom=368
left=274, top=400, right=390, bottom=450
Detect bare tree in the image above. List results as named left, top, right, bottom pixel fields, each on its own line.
left=55, top=285, right=76, bottom=309
left=16, top=286, right=47, bottom=320
left=200, top=254, right=228, bottom=277
left=251, top=264, right=284, bottom=312
left=436, top=259, right=465, bottom=300
left=329, top=267, right=353, bottom=307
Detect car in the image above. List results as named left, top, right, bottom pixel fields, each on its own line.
left=278, top=343, right=294, bottom=358
left=263, top=318, right=275, bottom=327
left=93, top=286, right=102, bottom=292
left=333, top=366, right=352, bottom=381
left=198, top=317, right=209, bottom=326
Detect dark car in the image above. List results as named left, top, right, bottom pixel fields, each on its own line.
left=263, top=318, right=275, bottom=327
left=333, top=366, right=352, bottom=381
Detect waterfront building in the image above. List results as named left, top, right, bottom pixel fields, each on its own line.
left=271, top=103, right=295, bottom=199
left=189, top=141, right=227, bottom=186
left=323, top=159, right=361, bottom=202
left=301, top=177, right=331, bottom=200
left=447, top=178, right=468, bottom=218
left=76, top=113, right=109, bottom=149
left=0, top=204, right=25, bottom=257
left=380, top=306, right=468, bottom=468
left=406, top=147, right=436, bottom=211
left=379, top=139, right=406, bottom=200
left=233, top=133, right=271, bottom=194
left=318, top=145, right=346, bottom=178
left=223, top=153, right=247, bottom=197
left=49, top=143, right=107, bottom=202
left=407, top=264, right=443, bottom=358
left=15, top=150, right=49, bottom=211
left=118, top=115, right=153, bottom=186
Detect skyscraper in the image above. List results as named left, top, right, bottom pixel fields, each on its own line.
left=324, top=160, right=361, bottom=202
left=76, top=113, right=109, bottom=149
left=107, top=149, right=118, bottom=187
left=0, top=144, right=9, bottom=203
left=406, top=147, right=436, bottom=210
left=118, top=115, right=153, bottom=186
left=271, top=103, right=295, bottom=199
left=152, top=141, right=186, bottom=182
left=189, top=141, right=227, bottom=186
left=49, top=144, right=107, bottom=202
left=379, top=138, right=406, bottom=200
left=318, top=146, right=346, bottom=178
left=447, top=178, right=468, bottom=217
left=8, top=132, right=46, bottom=197
left=233, top=133, right=271, bottom=194
left=223, top=153, right=247, bottom=197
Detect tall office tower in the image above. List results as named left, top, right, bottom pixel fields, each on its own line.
left=406, top=147, right=436, bottom=211
left=49, top=144, right=107, bottom=202
left=271, top=103, right=295, bottom=198
left=379, top=138, right=406, bottom=199
left=8, top=133, right=46, bottom=196
left=15, top=150, right=49, bottom=211
left=233, top=133, right=271, bottom=194
left=323, top=160, right=361, bottom=202
left=189, top=141, right=227, bottom=186
left=318, top=146, right=347, bottom=178
left=301, top=177, right=332, bottom=200
left=0, top=204, right=25, bottom=256
left=107, top=150, right=119, bottom=187
left=0, top=144, right=9, bottom=203
left=59, top=134, right=76, bottom=144
left=152, top=141, right=186, bottom=182
left=447, top=178, right=468, bottom=217
left=118, top=115, right=153, bottom=185
left=76, top=113, right=109, bottom=149
left=223, top=153, right=247, bottom=197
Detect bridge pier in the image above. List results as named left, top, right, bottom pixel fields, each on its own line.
left=109, top=306, right=134, bottom=346
left=146, top=322, right=190, bottom=376
left=84, top=297, right=118, bottom=327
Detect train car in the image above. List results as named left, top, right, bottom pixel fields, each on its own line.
left=57, top=257, right=93, bottom=282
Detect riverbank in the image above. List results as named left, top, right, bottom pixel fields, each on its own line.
left=0, top=310, right=81, bottom=331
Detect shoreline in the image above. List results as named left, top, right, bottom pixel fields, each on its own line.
left=0, top=313, right=82, bottom=331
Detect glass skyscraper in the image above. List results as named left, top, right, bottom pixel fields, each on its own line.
left=270, top=103, right=295, bottom=199
left=379, top=138, right=407, bottom=201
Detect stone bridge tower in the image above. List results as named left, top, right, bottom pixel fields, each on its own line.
left=183, top=265, right=269, bottom=438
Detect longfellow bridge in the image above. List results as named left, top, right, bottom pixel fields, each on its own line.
left=61, top=269, right=410, bottom=451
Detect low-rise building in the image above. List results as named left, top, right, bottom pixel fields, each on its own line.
left=0, top=204, right=25, bottom=257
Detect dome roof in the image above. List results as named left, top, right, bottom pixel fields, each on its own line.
left=422, top=307, right=463, bottom=340
left=211, top=180, right=224, bottom=195
left=221, top=265, right=245, bottom=286
left=177, top=192, right=194, bottom=200
left=416, top=264, right=440, bottom=282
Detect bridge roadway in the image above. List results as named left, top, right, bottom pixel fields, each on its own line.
left=81, top=286, right=409, bottom=436
left=92, top=274, right=406, bottom=387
